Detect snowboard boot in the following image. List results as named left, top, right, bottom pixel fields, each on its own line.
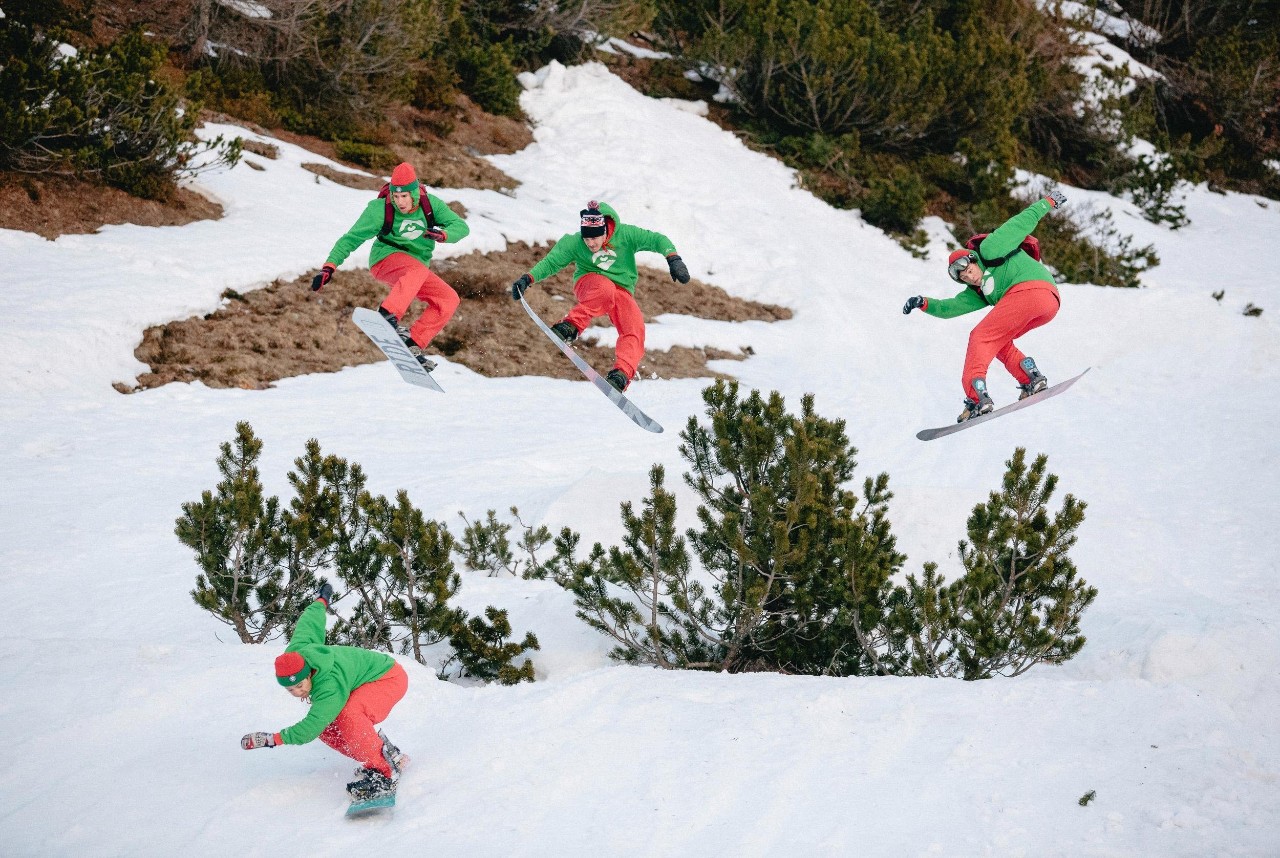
left=378, top=729, right=405, bottom=776
left=550, top=320, right=579, bottom=343
left=606, top=368, right=630, bottom=392
left=378, top=306, right=416, bottom=348
left=406, top=344, right=437, bottom=372
left=957, top=378, right=995, bottom=423
left=1017, top=357, right=1048, bottom=400
left=347, top=766, right=396, bottom=800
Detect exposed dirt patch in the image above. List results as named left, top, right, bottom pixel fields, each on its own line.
left=300, top=164, right=386, bottom=192
left=216, top=96, right=529, bottom=192
left=0, top=173, right=225, bottom=240
left=122, top=242, right=791, bottom=392
left=4, top=93, right=524, bottom=242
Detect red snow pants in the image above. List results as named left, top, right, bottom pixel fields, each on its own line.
left=318, top=661, right=408, bottom=777
left=562, top=273, right=645, bottom=380
left=962, top=280, right=1060, bottom=401
left=372, top=252, right=460, bottom=349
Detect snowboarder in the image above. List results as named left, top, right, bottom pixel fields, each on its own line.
left=240, top=583, right=408, bottom=802
left=903, top=189, right=1068, bottom=423
left=509, top=200, right=690, bottom=392
left=310, top=161, right=469, bottom=372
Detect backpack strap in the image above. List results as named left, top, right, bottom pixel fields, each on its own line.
left=966, top=233, right=1038, bottom=269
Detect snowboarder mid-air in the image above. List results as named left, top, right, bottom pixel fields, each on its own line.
left=903, top=189, right=1068, bottom=423
left=509, top=200, right=690, bottom=392
left=240, top=583, right=408, bottom=803
left=310, top=161, right=470, bottom=373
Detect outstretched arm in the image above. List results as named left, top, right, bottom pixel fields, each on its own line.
left=325, top=200, right=384, bottom=268
left=529, top=235, right=579, bottom=282
left=923, top=288, right=987, bottom=319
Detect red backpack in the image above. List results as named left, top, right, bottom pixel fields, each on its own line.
left=377, top=181, right=436, bottom=240
left=964, top=233, right=1040, bottom=267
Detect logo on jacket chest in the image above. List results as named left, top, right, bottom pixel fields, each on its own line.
left=592, top=248, right=617, bottom=270
left=981, top=271, right=995, bottom=296
left=399, top=219, right=425, bottom=240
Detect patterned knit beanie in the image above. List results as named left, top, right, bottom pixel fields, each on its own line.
left=580, top=201, right=607, bottom=238
left=275, top=651, right=310, bottom=687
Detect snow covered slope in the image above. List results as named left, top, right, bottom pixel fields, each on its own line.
left=1, top=61, right=1277, bottom=855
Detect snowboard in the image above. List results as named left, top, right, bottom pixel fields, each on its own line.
left=346, top=793, right=396, bottom=817
left=352, top=308, right=444, bottom=393
left=518, top=295, right=664, bottom=434
left=916, top=369, right=1089, bottom=441
left=345, top=754, right=410, bottom=818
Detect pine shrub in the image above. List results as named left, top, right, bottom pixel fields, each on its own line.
left=0, top=22, right=238, bottom=198
left=566, top=382, right=907, bottom=675
left=177, top=423, right=307, bottom=643
left=563, top=386, right=1096, bottom=681
left=456, top=507, right=554, bottom=579
left=445, top=607, right=540, bottom=684
left=332, top=141, right=399, bottom=172
left=180, top=425, right=541, bottom=682
left=1112, top=1, right=1280, bottom=198
left=895, top=448, right=1096, bottom=679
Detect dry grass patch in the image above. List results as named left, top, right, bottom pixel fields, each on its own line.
left=122, top=241, right=791, bottom=392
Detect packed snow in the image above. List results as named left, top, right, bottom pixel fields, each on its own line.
left=1, top=60, right=1278, bottom=855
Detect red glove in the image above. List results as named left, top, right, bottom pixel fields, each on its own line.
left=241, top=732, right=281, bottom=749
left=424, top=227, right=447, bottom=242
left=311, top=263, right=336, bottom=292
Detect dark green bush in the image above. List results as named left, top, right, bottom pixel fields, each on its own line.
left=454, top=41, right=523, bottom=117
left=179, top=425, right=541, bottom=683
left=861, top=165, right=928, bottom=235
left=333, top=141, right=399, bottom=171
left=562, top=384, right=1096, bottom=679
left=1113, top=1, right=1280, bottom=198
left=0, top=22, right=237, bottom=198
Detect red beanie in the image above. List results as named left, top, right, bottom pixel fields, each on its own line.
left=389, top=162, right=417, bottom=191
left=947, top=248, right=972, bottom=266
left=275, top=651, right=310, bottom=687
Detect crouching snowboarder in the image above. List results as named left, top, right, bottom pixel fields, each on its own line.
left=240, top=583, right=408, bottom=803
left=903, top=189, right=1068, bottom=423
left=510, top=200, right=689, bottom=392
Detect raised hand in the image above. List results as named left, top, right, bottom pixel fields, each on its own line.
left=903, top=296, right=925, bottom=315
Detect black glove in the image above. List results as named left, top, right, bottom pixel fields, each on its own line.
left=1045, top=188, right=1067, bottom=209
left=667, top=254, right=690, bottom=283
left=424, top=227, right=447, bottom=242
left=317, top=581, right=333, bottom=604
left=903, top=296, right=925, bottom=315
left=311, top=263, right=335, bottom=292
left=511, top=273, right=533, bottom=301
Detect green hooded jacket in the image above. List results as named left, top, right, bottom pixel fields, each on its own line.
left=924, top=198, right=1059, bottom=319
left=325, top=185, right=470, bottom=269
left=278, top=600, right=396, bottom=745
left=528, top=201, right=677, bottom=294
